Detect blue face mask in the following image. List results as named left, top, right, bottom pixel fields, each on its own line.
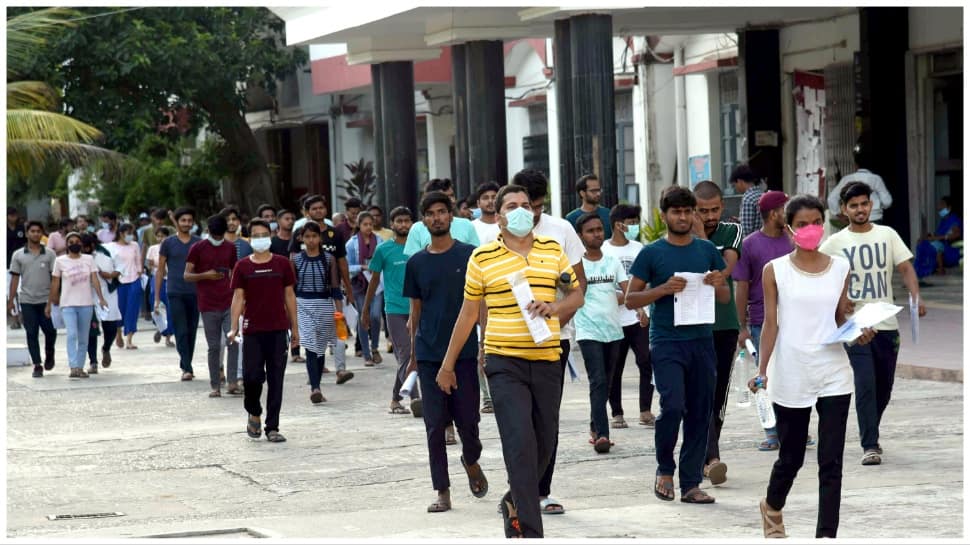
left=625, top=224, right=640, bottom=242
left=939, top=208, right=950, bottom=218
left=504, top=207, right=534, bottom=237
left=471, top=208, right=482, bottom=220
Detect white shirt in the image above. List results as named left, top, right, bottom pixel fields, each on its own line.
left=472, top=218, right=501, bottom=246
left=534, top=213, right=584, bottom=341
left=92, top=252, right=122, bottom=321
left=293, top=217, right=334, bottom=231
left=827, top=169, right=893, bottom=222
left=601, top=238, right=644, bottom=326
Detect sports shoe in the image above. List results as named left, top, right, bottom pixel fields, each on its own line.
left=861, top=449, right=882, bottom=466
left=87, top=365, right=98, bottom=375
left=32, top=365, right=43, bottom=378
left=77, top=369, right=90, bottom=378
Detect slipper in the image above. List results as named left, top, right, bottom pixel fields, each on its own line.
left=705, top=461, right=728, bottom=486
left=611, top=415, right=629, bottom=429
left=680, top=487, right=715, bottom=504
left=209, top=390, right=221, bottom=398
left=181, top=372, right=194, bottom=382
left=861, top=450, right=882, bottom=466
left=266, top=430, right=286, bottom=443
left=310, top=390, right=326, bottom=404
left=654, top=475, right=675, bottom=502
left=125, top=345, right=139, bottom=350
left=389, top=404, right=410, bottom=415
left=246, top=414, right=261, bottom=439
left=539, top=497, right=565, bottom=515
left=760, top=498, right=787, bottom=538
left=336, top=370, right=354, bottom=385
left=500, top=491, right=523, bottom=538
left=427, top=497, right=451, bottom=513
left=410, top=398, right=424, bottom=418
left=639, top=411, right=656, bottom=427
left=461, top=455, right=488, bottom=498
left=759, top=439, right=780, bottom=451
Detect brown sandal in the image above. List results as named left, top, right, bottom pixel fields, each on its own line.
left=680, top=487, right=715, bottom=504
left=760, top=498, right=787, bottom=538
left=654, top=475, right=675, bottom=501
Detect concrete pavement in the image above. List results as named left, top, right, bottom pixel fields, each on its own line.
left=5, top=317, right=964, bottom=539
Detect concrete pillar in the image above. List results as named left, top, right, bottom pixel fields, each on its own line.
left=451, top=44, right=470, bottom=194
left=370, top=64, right=387, bottom=211
left=858, top=7, right=911, bottom=241
left=738, top=29, right=782, bottom=190
left=464, top=40, right=508, bottom=193
left=426, top=95, right=454, bottom=182
left=553, top=19, right=576, bottom=211
left=555, top=14, right=617, bottom=211
left=378, top=61, right=419, bottom=213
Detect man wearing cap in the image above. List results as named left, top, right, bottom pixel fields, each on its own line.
left=730, top=165, right=765, bottom=238
left=733, top=190, right=793, bottom=451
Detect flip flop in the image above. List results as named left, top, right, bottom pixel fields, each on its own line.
left=461, top=455, right=488, bottom=498
left=654, top=475, right=675, bottom=502
left=500, top=491, right=523, bottom=538
left=266, top=430, right=286, bottom=443
left=427, top=497, right=451, bottom=513
left=539, top=497, right=565, bottom=515
left=681, top=487, right=715, bottom=504
left=246, top=414, right=261, bottom=439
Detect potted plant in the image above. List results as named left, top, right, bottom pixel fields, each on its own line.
left=339, top=158, right=377, bottom=205
left=640, top=207, right=667, bottom=243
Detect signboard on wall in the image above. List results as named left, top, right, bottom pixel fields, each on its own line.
left=793, top=70, right=827, bottom=197
left=688, top=154, right=711, bottom=187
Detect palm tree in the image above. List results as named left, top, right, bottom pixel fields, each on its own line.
left=6, top=8, right=123, bottom=178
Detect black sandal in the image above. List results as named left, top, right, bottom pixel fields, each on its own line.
left=246, top=414, right=261, bottom=439
left=680, top=487, right=715, bottom=504
left=266, top=430, right=287, bottom=443
left=499, top=491, right=523, bottom=538
left=461, top=455, right=488, bottom=498
left=654, top=475, right=675, bottom=501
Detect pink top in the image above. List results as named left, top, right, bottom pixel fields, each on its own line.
left=108, top=241, right=142, bottom=284
left=52, top=254, right=96, bottom=307
left=47, top=231, right=68, bottom=256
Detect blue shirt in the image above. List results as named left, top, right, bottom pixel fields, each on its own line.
left=234, top=238, right=253, bottom=260
left=159, top=234, right=201, bottom=295
left=629, top=237, right=726, bottom=343
left=403, top=241, right=478, bottom=362
left=565, top=206, right=613, bottom=239
left=368, top=239, right=409, bottom=315
left=403, top=217, right=480, bottom=256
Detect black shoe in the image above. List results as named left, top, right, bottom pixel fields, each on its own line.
left=32, top=365, right=43, bottom=378
left=44, top=350, right=55, bottom=370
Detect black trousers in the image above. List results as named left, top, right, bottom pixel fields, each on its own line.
left=87, top=319, right=119, bottom=364
left=609, top=322, right=654, bottom=416
left=242, top=330, right=288, bottom=433
left=706, top=329, right=739, bottom=463
left=766, top=394, right=851, bottom=538
left=538, top=339, right=569, bottom=498
left=20, top=302, right=56, bottom=365
left=845, top=331, right=900, bottom=450
left=418, top=358, right=482, bottom=491
left=487, top=354, right=562, bottom=539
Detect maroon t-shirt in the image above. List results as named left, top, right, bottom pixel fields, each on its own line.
left=230, top=254, right=295, bottom=334
left=186, top=239, right=237, bottom=312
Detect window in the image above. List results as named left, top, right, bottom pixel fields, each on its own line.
left=615, top=91, right=637, bottom=203
left=718, top=70, right=741, bottom=194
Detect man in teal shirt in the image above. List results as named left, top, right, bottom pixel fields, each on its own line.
left=565, top=174, right=613, bottom=239
left=363, top=206, right=421, bottom=415
left=404, top=179, right=479, bottom=256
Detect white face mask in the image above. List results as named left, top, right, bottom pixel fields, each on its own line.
left=124, top=234, right=135, bottom=243
left=209, top=237, right=224, bottom=246
left=251, top=237, right=272, bottom=253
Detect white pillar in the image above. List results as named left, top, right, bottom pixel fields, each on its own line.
left=674, top=47, right=688, bottom=187
left=633, top=58, right=650, bottom=214
left=426, top=96, right=455, bottom=181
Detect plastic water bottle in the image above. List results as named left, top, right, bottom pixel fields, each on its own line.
left=754, top=376, right=776, bottom=429
left=734, top=350, right=751, bottom=408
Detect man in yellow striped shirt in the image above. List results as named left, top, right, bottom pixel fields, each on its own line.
left=437, top=184, right=583, bottom=538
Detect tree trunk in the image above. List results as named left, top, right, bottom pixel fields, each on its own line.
left=198, top=96, right=278, bottom=214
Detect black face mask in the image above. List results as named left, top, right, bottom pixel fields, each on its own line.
left=67, top=244, right=82, bottom=254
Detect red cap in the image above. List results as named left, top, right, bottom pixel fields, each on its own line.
left=758, top=191, right=788, bottom=212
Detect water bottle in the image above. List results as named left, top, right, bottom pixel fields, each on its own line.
left=734, top=350, right=751, bottom=407
left=754, top=376, right=776, bottom=429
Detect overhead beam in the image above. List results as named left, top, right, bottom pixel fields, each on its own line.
left=346, top=48, right=443, bottom=66
left=424, top=26, right=537, bottom=47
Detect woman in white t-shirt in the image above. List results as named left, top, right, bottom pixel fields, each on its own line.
left=107, top=223, right=144, bottom=349
left=751, top=196, right=875, bottom=538
left=81, top=233, right=122, bottom=372
left=145, top=226, right=174, bottom=346
left=48, top=232, right=108, bottom=379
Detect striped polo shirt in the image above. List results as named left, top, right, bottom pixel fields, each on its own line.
left=464, top=234, right=579, bottom=361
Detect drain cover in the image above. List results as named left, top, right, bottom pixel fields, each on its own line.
left=144, top=528, right=271, bottom=538
left=47, top=512, right=125, bottom=521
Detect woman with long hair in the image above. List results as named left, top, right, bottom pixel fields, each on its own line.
left=752, top=195, right=876, bottom=538
left=346, top=211, right=384, bottom=366
left=108, top=222, right=143, bottom=350
left=292, top=222, right=343, bottom=403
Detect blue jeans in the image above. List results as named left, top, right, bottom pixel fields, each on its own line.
left=168, top=293, right=199, bottom=373
left=117, top=280, right=143, bottom=335
left=578, top=339, right=620, bottom=440
left=353, top=290, right=382, bottom=360
left=651, top=338, right=716, bottom=494
left=62, top=306, right=94, bottom=368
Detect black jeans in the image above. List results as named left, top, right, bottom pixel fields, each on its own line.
left=845, top=331, right=900, bottom=450
left=538, top=339, right=569, bottom=498
left=418, top=358, right=482, bottom=491
left=20, top=302, right=56, bottom=365
left=610, top=322, right=654, bottom=416
left=242, top=330, right=288, bottom=433
left=706, top=329, right=739, bottom=463
left=87, top=319, right=119, bottom=364
left=487, top=354, right=562, bottom=539
left=651, top=338, right=716, bottom=494
left=578, top=339, right=620, bottom=440
left=168, top=293, right=200, bottom=373
left=766, top=394, right=851, bottom=538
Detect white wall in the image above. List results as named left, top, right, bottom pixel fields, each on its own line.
left=779, top=12, right=859, bottom=73
left=331, top=94, right=375, bottom=209
left=684, top=73, right=711, bottom=162
left=909, top=7, right=963, bottom=52
left=504, top=41, right=548, bottom=179
left=425, top=94, right=454, bottom=181
left=683, top=33, right=737, bottom=65
left=636, top=62, right=677, bottom=214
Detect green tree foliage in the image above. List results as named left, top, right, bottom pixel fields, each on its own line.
left=15, top=7, right=308, bottom=213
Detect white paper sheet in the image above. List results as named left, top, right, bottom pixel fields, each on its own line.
left=399, top=370, right=419, bottom=397
left=343, top=303, right=359, bottom=333
left=507, top=270, right=552, bottom=344
left=672, top=272, right=716, bottom=326
left=822, top=302, right=903, bottom=344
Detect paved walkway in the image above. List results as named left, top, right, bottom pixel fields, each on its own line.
left=5, top=317, right=964, bottom=539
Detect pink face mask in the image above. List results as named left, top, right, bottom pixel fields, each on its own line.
left=788, top=224, right=824, bottom=250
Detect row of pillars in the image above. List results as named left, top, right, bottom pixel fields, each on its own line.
left=365, top=9, right=909, bottom=239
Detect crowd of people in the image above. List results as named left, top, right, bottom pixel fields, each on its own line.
left=5, top=162, right=935, bottom=538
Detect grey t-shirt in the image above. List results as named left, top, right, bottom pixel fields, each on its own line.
left=9, top=245, right=56, bottom=304
left=160, top=234, right=201, bottom=295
